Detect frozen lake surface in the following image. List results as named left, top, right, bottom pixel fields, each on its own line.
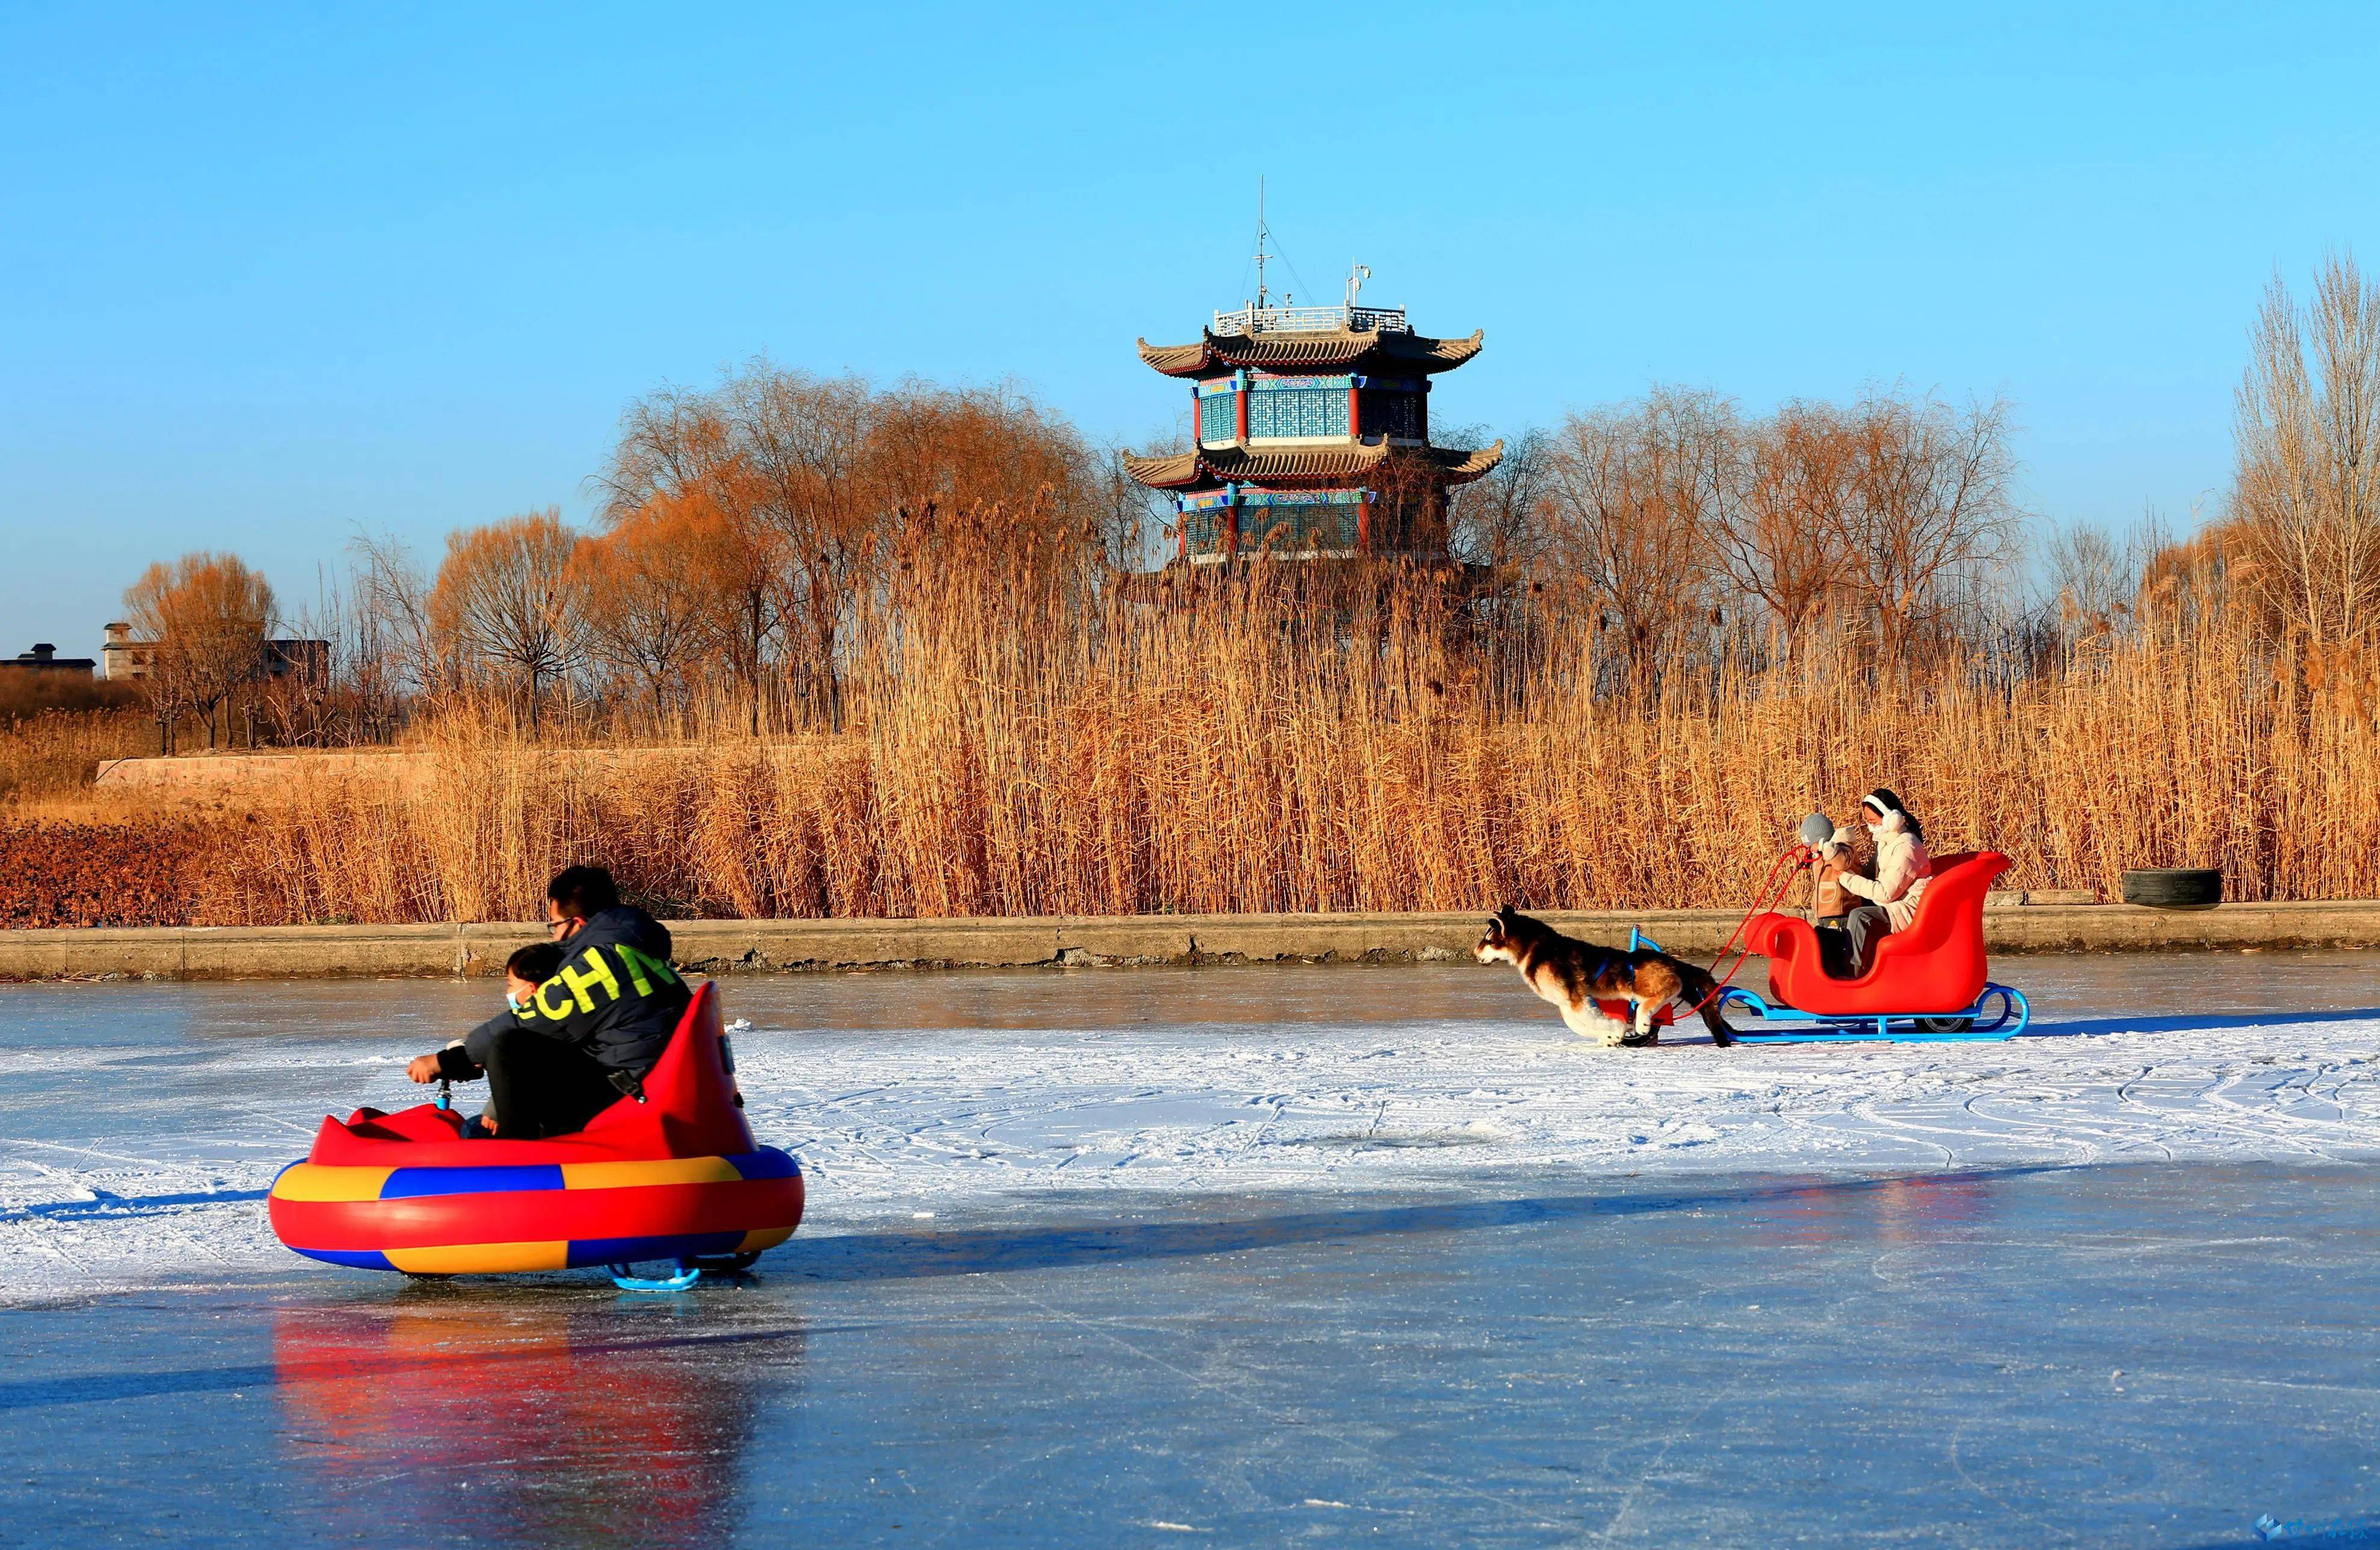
left=8, top=953, right=2379, bottom=1302
left=5, top=952, right=2380, bottom=1544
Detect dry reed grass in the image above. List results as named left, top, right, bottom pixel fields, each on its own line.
left=150, top=550, right=2380, bottom=927
left=0, top=708, right=150, bottom=803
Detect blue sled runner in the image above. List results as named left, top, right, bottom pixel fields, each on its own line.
left=1713, top=983, right=2031, bottom=1043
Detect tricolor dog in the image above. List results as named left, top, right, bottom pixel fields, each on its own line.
left=1474, top=905, right=1736, bottom=1047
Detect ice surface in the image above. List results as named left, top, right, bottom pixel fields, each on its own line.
left=7, top=956, right=2380, bottom=1544
left=4, top=955, right=2378, bottom=1306
left=10, top=1163, right=2380, bottom=1546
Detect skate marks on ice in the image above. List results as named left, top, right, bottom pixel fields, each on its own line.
left=4, top=973, right=2380, bottom=1300
left=741, top=1006, right=2380, bottom=1208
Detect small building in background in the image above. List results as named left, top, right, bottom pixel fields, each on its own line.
left=265, top=637, right=331, bottom=687
left=1, top=643, right=97, bottom=677
left=100, top=623, right=155, bottom=681
left=99, top=624, right=327, bottom=686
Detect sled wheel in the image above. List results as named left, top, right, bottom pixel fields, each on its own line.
left=1916, top=1015, right=1975, bottom=1033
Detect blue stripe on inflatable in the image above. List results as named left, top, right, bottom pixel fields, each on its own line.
left=727, top=1149, right=799, bottom=1181
left=568, top=1231, right=744, bottom=1269
left=291, top=1246, right=397, bottom=1271
left=380, top=1163, right=566, bottom=1199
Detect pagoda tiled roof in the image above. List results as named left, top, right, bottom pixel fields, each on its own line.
left=1122, top=440, right=1505, bottom=491
left=1135, top=328, right=1485, bottom=378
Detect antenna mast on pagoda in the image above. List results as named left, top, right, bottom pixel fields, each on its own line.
left=1123, top=215, right=1502, bottom=568
left=1253, top=176, right=1268, bottom=309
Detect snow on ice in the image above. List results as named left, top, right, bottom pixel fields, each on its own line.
left=2, top=968, right=2376, bottom=1305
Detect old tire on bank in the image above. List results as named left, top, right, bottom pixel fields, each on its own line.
left=2120, top=867, right=2222, bottom=910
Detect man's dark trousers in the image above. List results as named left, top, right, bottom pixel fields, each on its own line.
left=481, top=1026, right=621, bottom=1139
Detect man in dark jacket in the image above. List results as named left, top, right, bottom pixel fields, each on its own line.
left=407, top=866, right=691, bottom=1139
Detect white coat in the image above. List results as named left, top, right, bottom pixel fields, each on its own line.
left=1840, top=809, right=1931, bottom=930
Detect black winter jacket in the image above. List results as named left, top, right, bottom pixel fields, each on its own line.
left=443, top=906, right=689, bottom=1084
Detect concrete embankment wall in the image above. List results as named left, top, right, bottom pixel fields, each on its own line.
left=3, top=902, right=2378, bottom=980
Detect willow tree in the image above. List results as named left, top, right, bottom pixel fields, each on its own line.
left=122, top=552, right=277, bottom=749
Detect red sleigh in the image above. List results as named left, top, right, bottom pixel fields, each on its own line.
left=1603, top=850, right=2031, bottom=1042
left=1722, top=850, right=2030, bottom=1041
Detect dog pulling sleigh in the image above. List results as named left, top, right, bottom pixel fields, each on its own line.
left=1479, top=850, right=2032, bottom=1045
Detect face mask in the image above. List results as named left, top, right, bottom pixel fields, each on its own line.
left=506, top=989, right=527, bottom=1012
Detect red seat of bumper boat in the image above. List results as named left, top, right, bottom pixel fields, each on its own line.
left=269, top=980, right=803, bottom=1275
left=1746, top=850, right=2009, bottom=1016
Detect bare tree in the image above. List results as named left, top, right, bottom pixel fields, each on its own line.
left=600, top=389, right=786, bottom=731
left=256, top=570, right=342, bottom=745
left=1717, top=400, right=1857, bottom=650
left=122, top=552, right=277, bottom=749
left=1447, top=425, right=1555, bottom=570
left=1115, top=414, right=1194, bottom=565
left=1834, top=390, right=2024, bottom=664
left=2231, top=253, right=2380, bottom=647
left=581, top=494, right=730, bottom=718
left=730, top=368, right=877, bottom=728
left=1088, top=440, right=1174, bottom=573
left=430, top=509, right=585, bottom=731
left=350, top=530, right=458, bottom=708
left=1539, top=389, right=1734, bottom=682
left=2036, top=514, right=2165, bottom=656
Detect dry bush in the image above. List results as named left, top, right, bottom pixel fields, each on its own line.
left=0, top=819, right=224, bottom=927
left=193, top=728, right=869, bottom=925
left=0, top=674, right=140, bottom=721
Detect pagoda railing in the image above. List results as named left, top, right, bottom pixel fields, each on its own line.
left=1210, top=303, right=1409, bottom=337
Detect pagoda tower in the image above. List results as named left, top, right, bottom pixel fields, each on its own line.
left=1123, top=262, right=1502, bottom=565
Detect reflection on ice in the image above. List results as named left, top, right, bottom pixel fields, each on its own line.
left=274, top=1299, right=794, bottom=1550
left=14, top=1161, right=2380, bottom=1547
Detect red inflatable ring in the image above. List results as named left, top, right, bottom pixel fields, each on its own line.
left=269, top=981, right=803, bottom=1278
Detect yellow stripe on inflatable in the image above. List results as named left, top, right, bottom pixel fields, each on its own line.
left=558, top=1157, right=743, bottom=1190
left=386, top=1241, right=569, bottom=1275
left=271, top=1164, right=396, bottom=1203
left=737, top=1226, right=796, bottom=1253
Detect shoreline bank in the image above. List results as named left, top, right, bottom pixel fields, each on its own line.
left=3, top=900, right=2378, bottom=980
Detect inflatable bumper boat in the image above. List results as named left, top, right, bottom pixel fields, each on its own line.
left=270, top=981, right=803, bottom=1287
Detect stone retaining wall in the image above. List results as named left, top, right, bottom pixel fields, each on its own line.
left=2, top=900, right=2376, bottom=980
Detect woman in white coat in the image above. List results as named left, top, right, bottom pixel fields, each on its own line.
left=1839, top=789, right=1931, bottom=976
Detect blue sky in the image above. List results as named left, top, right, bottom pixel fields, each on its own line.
left=4, top=3, right=2377, bottom=651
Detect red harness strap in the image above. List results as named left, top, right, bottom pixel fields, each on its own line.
left=1671, top=843, right=1811, bottom=1020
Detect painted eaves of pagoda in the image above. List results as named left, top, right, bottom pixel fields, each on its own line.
left=1123, top=268, right=1503, bottom=564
